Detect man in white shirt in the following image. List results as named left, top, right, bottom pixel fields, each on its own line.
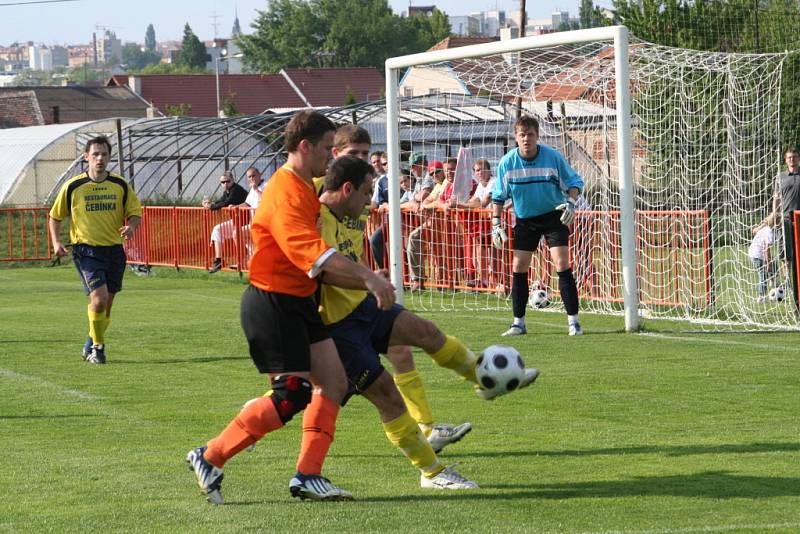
left=209, top=167, right=264, bottom=273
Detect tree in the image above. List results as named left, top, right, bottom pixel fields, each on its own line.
left=177, top=23, right=208, bottom=69
left=122, top=43, right=161, bottom=71
left=145, top=24, right=157, bottom=52
left=238, top=0, right=325, bottom=73
left=239, top=0, right=451, bottom=73
left=135, top=62, right=208, bottom=75
left=165, top=103, right=192, bottom=116
left=579, top=0, right=607, bottom=29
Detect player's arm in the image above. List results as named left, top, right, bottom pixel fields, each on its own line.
left=48, top=217, right=68, bottom=257
left=317, top=253, right=395, bottom=308
left=119, top=215, right=141, bottom=240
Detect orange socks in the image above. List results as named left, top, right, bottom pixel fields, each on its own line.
left=295, top=393, right=339, bottom=475
left=204, top=396, right=283, bottom=468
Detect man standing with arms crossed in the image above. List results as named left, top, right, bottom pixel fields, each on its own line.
left=49, top=135, right=142, bottom=364
left=186, top=110, right=394, bottom=505
left=491, top=115, right=585, bottom=337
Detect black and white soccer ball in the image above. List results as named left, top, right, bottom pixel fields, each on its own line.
left=769, top=287, right=786, bottom=302
left=528, top=289, right=551, bottom=309
left=475, top=345, right=526, bottom=398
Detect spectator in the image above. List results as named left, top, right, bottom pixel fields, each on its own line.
left=202, top=170, right=247, bottom=210
left=406, top=161, right=445, bottom=289
left=449, top=159, right=495, bottom=287
left=755, top=147, right=800, bottom=308
left=370, top=151, right=387, bottom=188
left=208, top=168, right=264, bottom=273
left=749, top=221, right=775, bottom=303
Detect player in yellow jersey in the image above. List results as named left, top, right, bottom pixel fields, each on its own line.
left=325, top=125, right=474, bottom=451
left=49, top=136, right=142, bottom=364
left=318, top=155, right=478, bottom=488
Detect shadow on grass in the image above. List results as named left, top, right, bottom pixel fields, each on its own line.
left=523, top=441, right=800, bottom=458
left=298, top=471, right=799, bottom=502
left=484, top=470, right=800, bottom=499
left=335, top=441, right=800, bottom=461
left=111, top=356, right=249, bottom=365
left=0, top=414, right=100, bottom=420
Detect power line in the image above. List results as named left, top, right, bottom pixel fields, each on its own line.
left=0, top=0, right=79, bottom=6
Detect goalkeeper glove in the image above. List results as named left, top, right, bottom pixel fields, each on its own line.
left=556, top=198, right=577, bottom=226
left=491, top=217, right=507, bottom=249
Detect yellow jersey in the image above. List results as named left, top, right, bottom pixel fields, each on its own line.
left=49, top=172, right=142, bottom=246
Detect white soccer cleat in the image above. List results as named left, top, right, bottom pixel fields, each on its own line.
left=501, top=324, right=527, bottom=337
left=289, top=473, right=354, bottom=501
left=568, top=322, right=583, bottom=336
left=427, top=422, right=472, bottom=453
left=186, top=446, right=224, bottom=505
left=421, top=466, right=479, bottom=490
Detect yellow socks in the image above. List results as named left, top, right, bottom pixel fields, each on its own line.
left=429, top=335, right=478, bottom=384
left=393, top=369, right=434, bottom=436
left=382, top=411, right=443, bottom=478
left=87, top=306, right=108, bottom=345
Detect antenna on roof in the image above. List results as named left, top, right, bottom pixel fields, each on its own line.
left=210, top=10, right=220, bottom=39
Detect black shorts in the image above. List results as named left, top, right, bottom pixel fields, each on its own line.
left=327, top=294, right=404, bottom=405
left=512, top=211, right=570, bottom=251
left=240, top=285, right=330, bottom=374
left=71, top=244, right=127, bottom=294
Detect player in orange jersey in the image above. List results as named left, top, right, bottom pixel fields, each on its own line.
left=186, top=110, right=395, bottom=505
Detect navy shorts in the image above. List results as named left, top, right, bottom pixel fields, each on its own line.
left=71, top=244, right=127, bottom=294
left=513, top=210, right=570, bottom=251
left=327, top=293, right=404, bottom=404
left=240, top=285, right=329, bottom=374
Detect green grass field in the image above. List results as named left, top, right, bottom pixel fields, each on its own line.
left=2, top=265, right=799, bottom=533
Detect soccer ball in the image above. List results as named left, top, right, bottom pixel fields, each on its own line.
left=769, top=287, right=786, bottom=302
left=528, top=288, right=551, bottom=309
left=475, top=345, right=526, bottom=398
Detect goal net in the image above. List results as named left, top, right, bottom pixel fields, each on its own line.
left=383, top=26, right=795, bottom=331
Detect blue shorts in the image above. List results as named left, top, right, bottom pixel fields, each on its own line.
left=72, top=244, right=127, bottom=294
left=327, top=294, right=404, bottom=405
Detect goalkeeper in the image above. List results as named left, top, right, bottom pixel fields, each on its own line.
left=491, top=115, right=585, bottom=336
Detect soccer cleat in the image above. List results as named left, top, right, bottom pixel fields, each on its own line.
left=208, top=259, right=222, bottom=274
left=421, top=466, right=478, bottom=490
left=86, top=344, right=106, bottom=364
left=475, top=367, right=540, bottom=400
left=289, top=473, right=353, bottom=501
left=186, top=446, right=224, bottom=505
left=427, top=422, right=473, bottom=453
left=81, top=337, right=93, bottom=360
left=501, top=324, right=527, bottom=336
left=568, top=322, right=583, bottom=336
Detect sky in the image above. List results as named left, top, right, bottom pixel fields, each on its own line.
left=0, top=0, right=613, bottom=46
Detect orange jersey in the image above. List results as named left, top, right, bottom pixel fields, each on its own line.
left=248, top=165, right=335, bottom=297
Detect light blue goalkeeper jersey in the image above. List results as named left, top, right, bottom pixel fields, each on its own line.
left=491, top=144, right=584, bottom=219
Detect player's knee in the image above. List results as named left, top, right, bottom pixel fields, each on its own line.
left=268, top=374, right=313, bottom=423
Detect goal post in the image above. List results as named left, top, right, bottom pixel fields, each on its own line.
left=385, top=26, right=641, bottom=331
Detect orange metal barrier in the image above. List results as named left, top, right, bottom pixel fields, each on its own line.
left=1, top=205, right=718, bottom=308
left=0, top=207, right=51, bottom=262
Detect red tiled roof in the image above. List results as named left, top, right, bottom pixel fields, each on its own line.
left=0, top=90, right=44, bottom=128
left=281, top=67, right=384, bottom=107
left=107, top=68, right=384, bottom=117
left=109, top=74, right=306, bottom=117
left=0, top=86, right=147, bottom=127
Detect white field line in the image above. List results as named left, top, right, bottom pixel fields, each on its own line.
left=0, top=368, right=99, bottom=400
left=583, top=522, right=800, bottom=534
